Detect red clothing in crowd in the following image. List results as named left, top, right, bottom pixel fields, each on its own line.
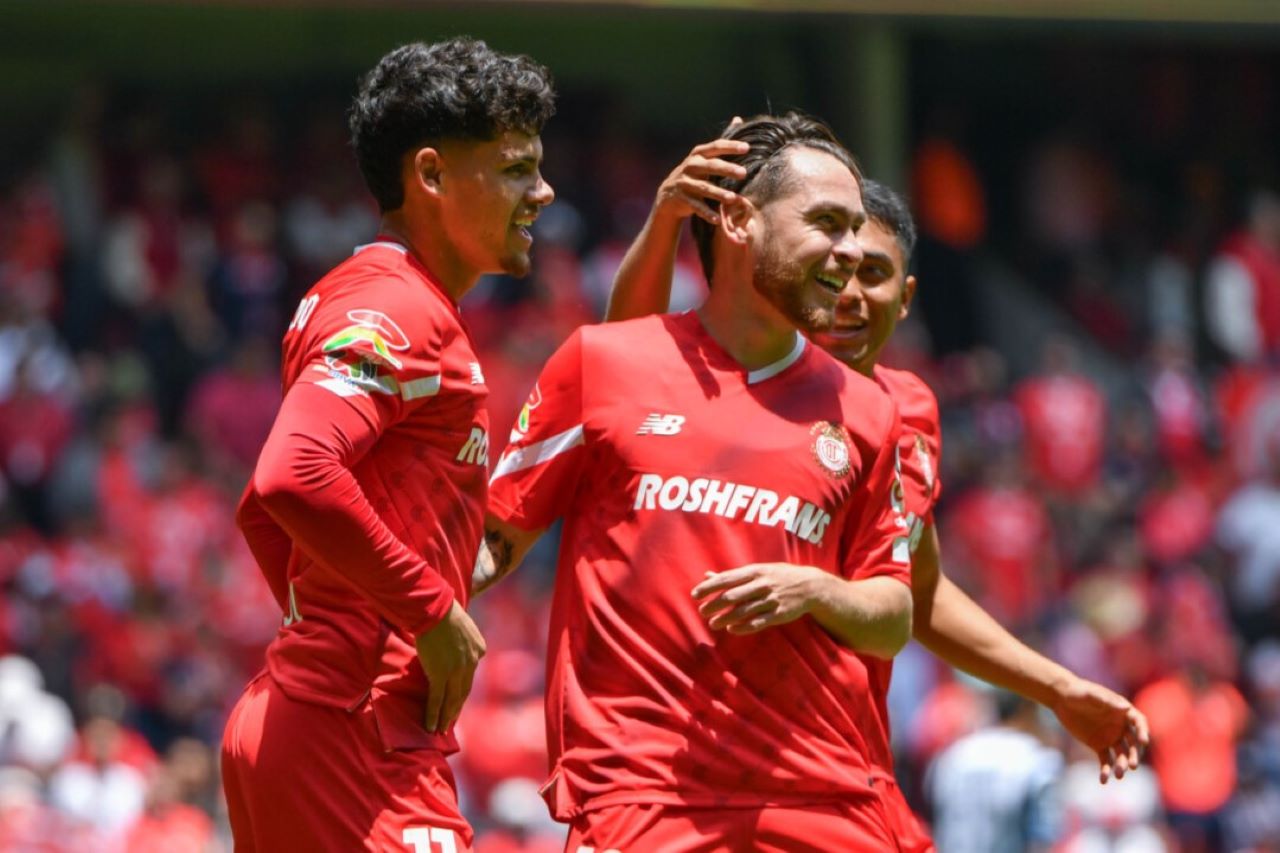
left=947, top=483, right=1053, bottom=626
left=1015, top=373, right=1106, bottom=495
left=1136, top=673, right=1248, bottom=815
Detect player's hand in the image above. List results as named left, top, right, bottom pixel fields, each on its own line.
left=691, top=563, right=826, bottom=634
left=1050, top=676, right=1149, bottom=783
left=414, top=600, right=486, bottom=734
left=653, top=130, right=750, bottom=227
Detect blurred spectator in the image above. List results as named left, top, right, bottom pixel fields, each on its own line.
left=1059, top=758, right=1167, bottom=853
left=49, top=711, right=153, bottom=842
left=205, top=200, right=287, bottom=342
left=1014, top=336, right=1107, bottom=497
left=123, top=762, right=220, bottom=853
left=1217, top=433, right=1280, bottom=639
left=1204, top=189, right=1280, bottom=365
left=1144, top=334, right=1213, bottom=471
left=184, top=336, right=280, bottom=472
left=0, top=654, right=75, bottom=773
left=945, top=450, right=1055, bottom=627
left=102, top=155, right=212, bottom=314
left=1135, top=665, right=1249, bottom=853
left=926, top=691, right=1064, bottom=853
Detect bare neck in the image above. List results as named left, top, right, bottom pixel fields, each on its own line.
left=378, top=209, right=477, bottom=302
left=698, top=262, right=800, bottom=370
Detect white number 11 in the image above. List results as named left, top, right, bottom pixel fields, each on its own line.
left=403, top=827, right=457, bottom=853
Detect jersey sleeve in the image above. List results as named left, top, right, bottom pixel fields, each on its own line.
left=251, top=379, right=456, bottom=635
left=840, top=404, right=912, bottom=587
left=292, top=295, right=446, bottom=426
left=252, top=285, right=458, bottom=635
left=235, top=480, right=292, bottom=612
left=488, top=329, right=588, bottom=531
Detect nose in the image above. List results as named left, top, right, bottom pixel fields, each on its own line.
left=834, top=227, right=863, bottom=272
left=530, top=172, right=555, bottom=207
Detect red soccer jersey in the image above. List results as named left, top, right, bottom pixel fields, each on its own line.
left=247, top=239, right=490, bottom=752
left=489, top=312, right=910, bottom=818
left=862, top=365, right=945, bottom=773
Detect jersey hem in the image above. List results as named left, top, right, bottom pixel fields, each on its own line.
left=576, top=788, right=880, bottom=814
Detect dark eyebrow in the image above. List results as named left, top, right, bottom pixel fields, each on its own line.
left=859, top=249, right=894, bottom=266
left=806, top=202, right=862, bottom=224
left=501, top=153, right=540, bottom=166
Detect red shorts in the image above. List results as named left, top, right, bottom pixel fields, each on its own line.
left=221, top=671, right=472, bottom=852
left=565, top=799, right=899, bottom=852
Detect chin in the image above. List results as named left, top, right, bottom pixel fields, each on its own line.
left=500, top=252, right=533, bottom=278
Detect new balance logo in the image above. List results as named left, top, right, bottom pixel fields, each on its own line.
left=469, top=362, right=485, bottom=385
left=636, top=413, right=685, bottom=436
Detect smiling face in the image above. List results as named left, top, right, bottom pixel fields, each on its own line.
left=809, top=216, right=916, bottom=375
left=434, top=130, right=555, bottom=280
left=748, top=147, right=865, bottom=335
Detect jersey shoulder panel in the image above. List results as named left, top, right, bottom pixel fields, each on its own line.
left=284, top=249, right=460, bottom=399
left=874, top=365, right=941, bottom=440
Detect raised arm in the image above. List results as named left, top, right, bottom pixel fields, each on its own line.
left=605, top=136, right=748, bottom=322
left=911, top=521, right=1149, bottom=783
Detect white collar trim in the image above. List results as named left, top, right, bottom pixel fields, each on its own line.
left=746, top=333, right=806, bottom=385
left=353, top=240, right=409, bottom=256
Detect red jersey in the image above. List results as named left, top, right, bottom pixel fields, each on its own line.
left=488, top=312, right=910, bottom=818
left=242, top=239, right=490, bottom=752
left=1014, top=373, right=1106, bottom=495
left=862, top=365, right=945, bottom=772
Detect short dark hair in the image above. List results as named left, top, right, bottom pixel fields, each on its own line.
left=861, top=179, right=917, bottom=266
left=348, top=37, right=556, bottom=211
left=690, top=112, right=862, bottom=283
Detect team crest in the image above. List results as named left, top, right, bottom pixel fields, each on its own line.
left=810, top=422, right=853, bottom=479
left=914, top=433, right=936, bottom=492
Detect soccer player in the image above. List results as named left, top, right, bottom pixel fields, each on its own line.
left=478, top=113, right=916, bottom=850
left=605, top=135, right=1151, bottom=850
left=220, top=39, right=555, bottom=852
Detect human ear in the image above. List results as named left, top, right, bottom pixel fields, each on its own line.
left=899, top=274, right=918, bottom=320
left=410, top=147, right=444, bottom=198
left=719, top=196, right=754, bottom=247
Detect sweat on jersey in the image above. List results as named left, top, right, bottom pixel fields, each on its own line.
left=489, top=312, right=912, bottom=818
left=238, top=240, right=490, bottom=753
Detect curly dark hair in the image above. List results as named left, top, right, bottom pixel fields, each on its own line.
left=690, top=112, right=861, bottom=284
left=861, top=179, right=917, bottom=266
left=348, top=37, right=556, bottom=212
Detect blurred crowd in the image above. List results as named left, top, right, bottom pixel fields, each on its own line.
left=0, top=76, right=1277, bottom=853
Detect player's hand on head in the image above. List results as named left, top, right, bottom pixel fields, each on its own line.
left=1050, top=677, right=1149, bottom=784
left=415, top=600, right=487, bottom=734
left=653, top=136, right=750, bottom=227
left=691, top=563, right=824, bottom=635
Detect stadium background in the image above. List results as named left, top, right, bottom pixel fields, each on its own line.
left=1, top=1, right=1279, bottom=849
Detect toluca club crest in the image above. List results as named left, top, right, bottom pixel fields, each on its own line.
left=810, top=421, right=853, bottom=478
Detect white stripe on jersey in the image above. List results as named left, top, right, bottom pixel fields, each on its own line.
left=746, top=334, right=806, bottom=385
left=400, top=375, right=442, bottom=400
left=491, top=424, right=585, bottom=482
